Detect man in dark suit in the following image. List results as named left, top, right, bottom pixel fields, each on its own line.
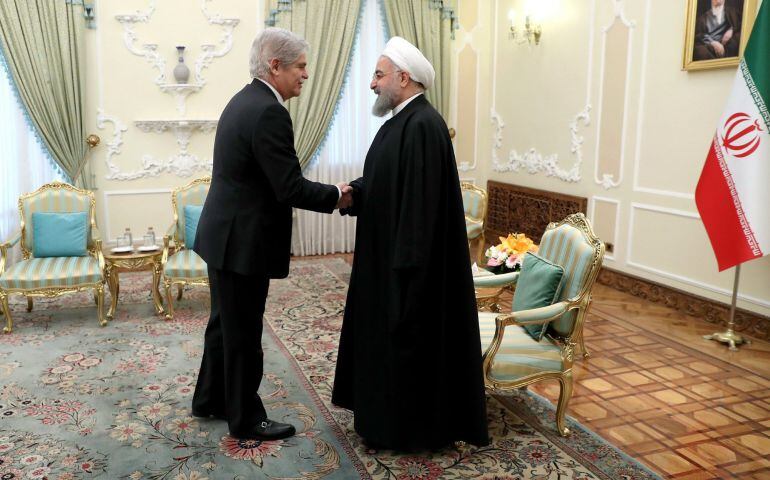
left=191, top=27, right=352, bottom=441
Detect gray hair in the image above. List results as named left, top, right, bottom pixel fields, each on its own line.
left=249, top=27, right=309, bottom=79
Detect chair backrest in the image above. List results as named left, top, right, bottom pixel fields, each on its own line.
left=18, top=182, right=96, bottom=259
left=535, top=213, right=604, bottom=337
left=461, top=182, right=488, bottom=224
left=171, top=176, right=211, bottom=248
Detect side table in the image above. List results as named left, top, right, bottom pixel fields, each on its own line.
left=475, top=286, right=506, bottom=313
left=102, top=245, right=165, bottom=320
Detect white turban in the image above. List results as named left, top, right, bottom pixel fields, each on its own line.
left=381, top=36, right=435, bottom=90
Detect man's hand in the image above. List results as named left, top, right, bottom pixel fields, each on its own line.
left=336, top=182, right=354, bottom=209
left=721, top=27, right=733, bottom=45
left=711, top=40, right=726, bottom=57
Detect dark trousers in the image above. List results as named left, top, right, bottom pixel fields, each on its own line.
left=192, top=267, right=270, bottom=437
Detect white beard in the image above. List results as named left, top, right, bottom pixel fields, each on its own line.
left=372, top=89, right=398, bottom=117
left=711, top=5, right=724, bottom=24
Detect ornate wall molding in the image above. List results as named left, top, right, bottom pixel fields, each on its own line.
left=96, top=110, right=129, bottom=181
left=115, top=1, right=164, bottom=85
left=131, top=120, right=218, bottom=179
left=593, top=0, right=638, bottom=190
left=492, top=105, right=591, bottom=183
left=598, top=267, right=770, bottom=342
left=115, top=0, right=239, bottom=115
left=489, top=0, right=595, bottom=183
left=195, top=0, right=240, bottom=86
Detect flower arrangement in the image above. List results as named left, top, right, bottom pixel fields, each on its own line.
left=485, top=233, right=538, bottom=273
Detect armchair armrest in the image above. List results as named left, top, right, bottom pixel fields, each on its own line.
left=90, top=224, right=102, bottom=242
left=0, top=230, right=22, bottom=276
left=496, top=301, right=570, bottom=327
left=88, top=225, right=105, bottom=270
left=473, top=271, right=519, bottom=289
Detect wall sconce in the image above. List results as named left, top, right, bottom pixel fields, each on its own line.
left=83, top=3, right=96, bottom=29
left=508, top=9, right=542, bottom=45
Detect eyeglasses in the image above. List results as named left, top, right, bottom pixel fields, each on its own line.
left=371, top=69, right=402, bottom=81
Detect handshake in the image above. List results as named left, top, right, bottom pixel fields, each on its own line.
left=336, top=182, right=354, bottom=210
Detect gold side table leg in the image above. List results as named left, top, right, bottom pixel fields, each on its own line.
left=152, top=261, right=165, bottom=316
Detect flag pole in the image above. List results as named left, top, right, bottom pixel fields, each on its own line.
left=704, top=264, right=749, bottom=351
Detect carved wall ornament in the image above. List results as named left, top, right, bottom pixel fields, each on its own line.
left=114, top=0, right=239, bottom=114
left=492, top=105, right=591, bottom=183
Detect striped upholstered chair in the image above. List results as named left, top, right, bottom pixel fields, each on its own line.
left=161, top=177, right=210, bottom=320
left=478, top=213, right=604, bottom=436
left=0, top=182, right=106, bottom=333
left=461, top=182, right=488, bottom=263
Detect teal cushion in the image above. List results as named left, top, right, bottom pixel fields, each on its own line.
left=512, top=252, right=564, bottom=341
left=184, top=205, right=203, bottom=246
left=32, top=212, right=88, bottom=258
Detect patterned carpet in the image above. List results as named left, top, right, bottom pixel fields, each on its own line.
left=0, top=257, right=660, bottom=479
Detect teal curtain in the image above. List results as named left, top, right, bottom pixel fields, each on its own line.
left=268, top=0, right=363, bottom=169
left=381, top=0, right=457, bottom=119
left=0, top=0, right=91, bottom=188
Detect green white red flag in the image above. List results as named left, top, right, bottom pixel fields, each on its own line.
left=695, top=1, right=770, bottom=271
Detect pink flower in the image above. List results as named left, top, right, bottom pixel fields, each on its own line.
left=394, top=457, right=444, bottom=480
left=486, top=257, right=502, bottom=267
left=27, top=466, right=51, bottom=479
left=220, top=436, right=283, bottom=461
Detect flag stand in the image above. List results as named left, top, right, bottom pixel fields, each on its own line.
left=703, top=264, right=750, bottom=351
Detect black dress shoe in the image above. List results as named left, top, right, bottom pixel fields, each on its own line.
left=231, top=419, right=296, bottom=440
left=191, top=409, right=227, bottom=421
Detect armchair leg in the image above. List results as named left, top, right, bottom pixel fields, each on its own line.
left=164, top=280, right=175, bottom=321
left=556, top=370, right=574, bottom=437
left=1, top=293, right=12, bottom=334
left=176, top=284, right=183, bottom=301
left=96, top=284, right=106, bottom=327
left=26, top=297, right=33, bottom=312
left=579, top=333, right=590, bottom=359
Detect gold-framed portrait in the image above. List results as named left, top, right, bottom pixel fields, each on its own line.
left=683, top=0, right=758, bottom=71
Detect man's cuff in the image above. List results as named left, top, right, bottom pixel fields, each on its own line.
left=336, top=185, right=342, bottom=200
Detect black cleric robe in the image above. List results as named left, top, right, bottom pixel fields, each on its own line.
left=331, top=94, right=489, bottom=450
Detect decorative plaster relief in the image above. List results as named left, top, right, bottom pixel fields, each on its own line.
left=492, top=105, right=591, bottom=183
left=96, top=110, right=129, bottom=180
left=132, top=120, right=218, bottom=178
left=115, top=0, right=239, bottom=114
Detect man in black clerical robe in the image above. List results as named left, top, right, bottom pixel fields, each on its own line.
left=331, top=36, right=489, bottom=451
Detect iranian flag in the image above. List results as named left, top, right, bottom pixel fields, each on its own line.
left=695, top=1, right=770, bottom=271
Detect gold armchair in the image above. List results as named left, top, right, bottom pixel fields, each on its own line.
left=0, top=182, right=106, bottom=333
left=161, top=177, right=210, bottom=320
left=479, top=213, right=604, bottom=436
left=461, top=182, right=488, bottom=263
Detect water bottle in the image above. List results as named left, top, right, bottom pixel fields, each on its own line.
left=123, top=227, right=133, bottom=247
left=143, top=227, right=156, bottom=247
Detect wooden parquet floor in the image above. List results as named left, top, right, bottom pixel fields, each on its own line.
left=326, top=254, right=770, bottom=478
left=525, top=284, right=770, bottom=479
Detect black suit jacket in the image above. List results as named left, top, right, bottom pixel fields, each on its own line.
left=194, top=79, right=338, bottom=278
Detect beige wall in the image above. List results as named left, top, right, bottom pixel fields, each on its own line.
left=83, top=0, right=263, bottom=243
left=451, top=0, right=770, bottom=317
